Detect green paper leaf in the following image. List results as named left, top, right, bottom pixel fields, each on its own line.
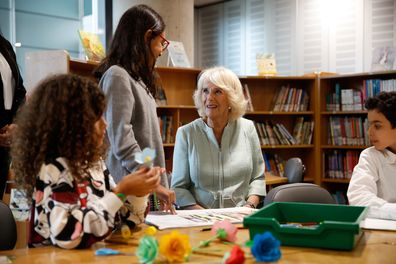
left=245, top=240, right=254, bottom=247
left=217, top=228, right=228, bottom=240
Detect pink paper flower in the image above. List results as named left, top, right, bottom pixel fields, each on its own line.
left=211, top=220, right=238, bottom=243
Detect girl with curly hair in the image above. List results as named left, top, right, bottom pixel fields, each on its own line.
left=11, top=74, right=161, bottom=249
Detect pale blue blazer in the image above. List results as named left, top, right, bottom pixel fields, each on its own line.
left=171, top=118, right=266, bottom=208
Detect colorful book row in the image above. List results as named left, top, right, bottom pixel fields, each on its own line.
left=328, top=116, right=369, bottom=146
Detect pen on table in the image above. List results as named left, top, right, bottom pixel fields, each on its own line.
left=173, top=203, right=180, bottom=210
left=200, top=226, right=246, bottom=232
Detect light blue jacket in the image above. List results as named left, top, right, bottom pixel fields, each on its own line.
left=171, top=118, right=266, bottom=208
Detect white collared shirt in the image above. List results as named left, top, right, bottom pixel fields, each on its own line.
left=347, top=146, right=396, bottom=220
left=0, top=52, right=14, bottom=110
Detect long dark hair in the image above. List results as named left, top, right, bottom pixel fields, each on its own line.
left=95, top=4, right=165, bottom=97
left=11, top=74, right=106, bottom=200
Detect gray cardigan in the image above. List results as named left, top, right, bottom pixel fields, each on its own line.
left=99, top=65, right=165, bottom=183
left=171, top=118, right=266, bottom=208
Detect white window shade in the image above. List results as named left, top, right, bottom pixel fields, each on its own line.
left=197, top=4, right=223, bottom=68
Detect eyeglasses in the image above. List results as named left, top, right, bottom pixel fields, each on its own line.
left=159, top=35, right=170, bottom=51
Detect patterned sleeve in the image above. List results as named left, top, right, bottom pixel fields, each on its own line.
left=31, top=158, right=123, bottom=249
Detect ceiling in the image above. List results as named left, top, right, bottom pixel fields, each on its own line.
left=194, top=0, right=224, bottom=7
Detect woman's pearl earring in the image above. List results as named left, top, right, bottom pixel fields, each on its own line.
left=228, top=106, right=231, bottom=110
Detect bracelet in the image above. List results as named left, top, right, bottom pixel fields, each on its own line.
left=245, top=201, right=256, bottom=209
left=116, top=193, right=126, bottom=202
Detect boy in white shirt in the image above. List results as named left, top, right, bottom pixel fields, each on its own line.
left=347, top=91, right=396, bottom=220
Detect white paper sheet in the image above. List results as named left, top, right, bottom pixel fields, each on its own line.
left=360, top=218, right=396, bottom=231
left=145, top=207, right=256, bottom=230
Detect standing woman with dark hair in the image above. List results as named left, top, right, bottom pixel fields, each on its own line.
left=95, top=4, right=176, bottom=213
left=0, top=33, right=26, bottom=199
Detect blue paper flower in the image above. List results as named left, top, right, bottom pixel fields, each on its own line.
left=135, top=148, right=156, bottom=167
left=95, top=248, right=122, bottom=256
left=251, top=231, right=281, bottom=262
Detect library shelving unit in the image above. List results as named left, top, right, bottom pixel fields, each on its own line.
left=30, top=53, right=320, bottom=186
left=69, top=59, right=201, bottom=170
left=70, top=59, right=320, bottom=183
left=318, top=70, right=396, bottom=198
left=239, top=75, right=319, bottom=184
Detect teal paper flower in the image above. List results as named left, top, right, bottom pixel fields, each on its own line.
left=135, top=148, right=156, bottom=167
left=136, top=235, right=159, bottom=264
left=251, top=231, right=281, bottom=262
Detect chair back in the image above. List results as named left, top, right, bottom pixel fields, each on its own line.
left=264, top=183, right=335, bottom=206
left=0, top=200, right=17, bottom=250
left=284, top=157, right=305, bottom=183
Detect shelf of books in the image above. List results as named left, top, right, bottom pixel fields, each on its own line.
left=240, top=75, right=318, bottom=184
left=68, top=58, right=202, bottom=171
left=67, top=59, right=319, bottom=185
left=155, top=67, right=201, bottom=170
left=319, top=70, right=396, bottom=203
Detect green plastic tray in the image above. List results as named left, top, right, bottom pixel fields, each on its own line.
left=243, top=202, right=367, bottom=250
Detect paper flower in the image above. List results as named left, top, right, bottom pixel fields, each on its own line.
left=135, top=148, right=156, bottom=167
left=121, top=224, right=131, bottom=239
left=194, top=220, right=238, bottom=252
left=251, top=231, right=281, bottom=262
left=136, top=235, right=159, bottom=264
left=211, top=220, right=238, bottom=242
left=145, top=226, right=157, bottom=236
left=159, top=230, right=191, bottom=263
left=222, top=245, right=245, bottom=264
left=95, top=248, right=122, bottom=256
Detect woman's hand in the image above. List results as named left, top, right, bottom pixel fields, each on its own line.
left=114, top=167, right=161, bottom=197
left=244, top=195, right=260, bottom=208
left=155, top=184, right=177, bottom=214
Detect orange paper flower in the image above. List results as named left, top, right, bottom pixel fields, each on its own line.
left=159, top=230, right=191, bottom=263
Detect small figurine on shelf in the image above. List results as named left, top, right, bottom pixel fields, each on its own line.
left=256, top=53, right=277, bottom=76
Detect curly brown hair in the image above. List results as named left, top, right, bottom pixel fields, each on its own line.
left=11, top=74, right=106, bottom=200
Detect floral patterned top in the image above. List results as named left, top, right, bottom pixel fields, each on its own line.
left=29, top=157, right=148, bottom=249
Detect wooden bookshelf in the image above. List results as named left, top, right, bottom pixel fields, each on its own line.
left=68, top=59, right=200, bottom=171
left=67, top=62, right=396, bottom=199
left=67, top=59, right=320, bottom=183
left=240, top=75, right=319, bottom=184
left=28, top=53, right=320, bottom=188
left=318, top=70, right=396, bottom=195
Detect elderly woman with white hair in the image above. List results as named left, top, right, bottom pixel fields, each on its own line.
left=171, top=66, right=266, bottom=209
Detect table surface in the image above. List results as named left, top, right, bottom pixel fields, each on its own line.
left=265, top=174, right=288, bottom=185
left=2, top=223, right=396, bottom=264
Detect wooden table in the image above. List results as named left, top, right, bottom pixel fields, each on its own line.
left=2, top=224, right=396, bottom=263
left=265, top=174, right=288, bottom=186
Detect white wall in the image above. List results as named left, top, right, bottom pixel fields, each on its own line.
left=113, top=0, right=194, bottom=65
left=196, top=0, right=396, bottom=75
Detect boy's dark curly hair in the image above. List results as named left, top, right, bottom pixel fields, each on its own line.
left=11, top=74, right=106, bottom=200
left=365, top=91, right=396, bottom=128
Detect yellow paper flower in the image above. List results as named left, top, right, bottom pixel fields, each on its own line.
left=121, top=224, right=131, bottom=239
left=145, top=226, right=157, bottom=236
left=159, top=231, right=191, bottom=263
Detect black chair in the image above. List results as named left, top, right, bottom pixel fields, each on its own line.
left=0, top=200, right=17, bottom=250
left=284, top=157, right=305, bottom=183
left=264, top=183, right=336, bottom=206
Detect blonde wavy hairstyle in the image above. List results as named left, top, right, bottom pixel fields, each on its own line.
left=193, top=66, right=247, bottom=122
